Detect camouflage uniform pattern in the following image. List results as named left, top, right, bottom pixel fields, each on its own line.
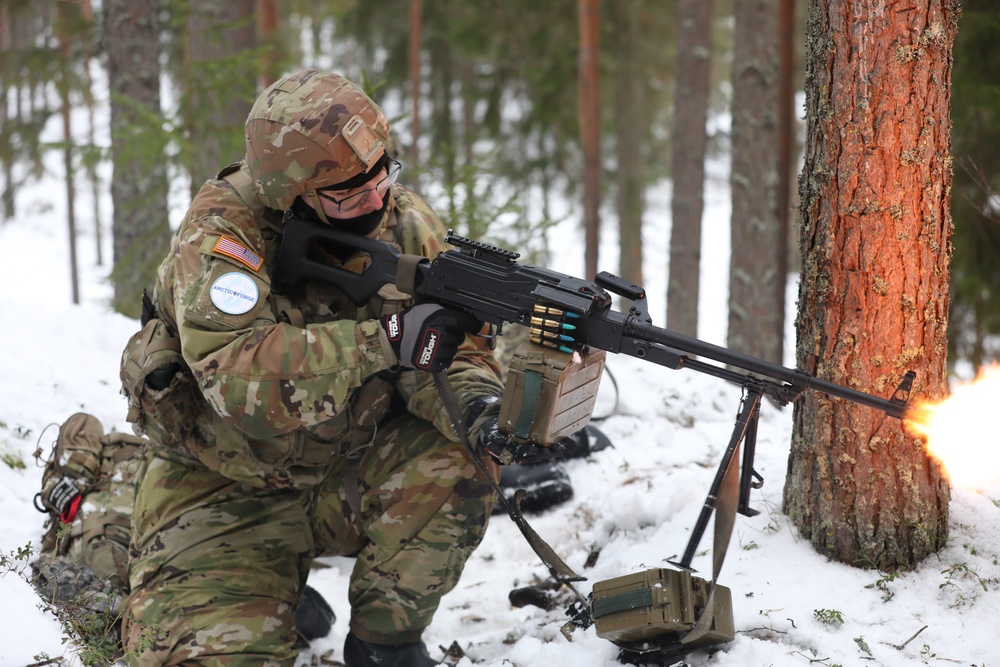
left=32, top=413, right=144, bottom=613
left=122, top=70, right=504, bottom=666
left=124, top=410, right=496, bottom=664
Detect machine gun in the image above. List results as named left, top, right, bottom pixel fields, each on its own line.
left=275, top=214, right=916, bottom=661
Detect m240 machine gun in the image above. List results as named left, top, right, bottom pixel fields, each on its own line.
left=275, top=215, right=915, bottom=663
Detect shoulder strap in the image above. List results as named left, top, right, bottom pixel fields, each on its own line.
left=219, top=162, right=265, bottom=221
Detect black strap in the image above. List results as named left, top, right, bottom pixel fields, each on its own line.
left=431, top=372, right=586, bottom=596
left=140, top=289, right=155, bottom=327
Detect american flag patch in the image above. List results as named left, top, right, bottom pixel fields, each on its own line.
left=213, top=236, right=263, bottom=271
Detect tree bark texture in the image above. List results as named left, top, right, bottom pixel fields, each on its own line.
left=184, top=0, right=257, bottom=193
left=578, top=0, right=601, bottom=279
left=103, top=0, right=171, bottom=317
left=667, top=0, right=712, bottom=336
left=727, top=0, right=784, bottom=363
left=408, top=0, right=423, bottom=182
left=613, top=0, right=645, bottom=289
left=777, top=0, right=796, bottom=282
left=784, top=0, right=959, bottom=570
left=256, top=0, right=281, bottom=89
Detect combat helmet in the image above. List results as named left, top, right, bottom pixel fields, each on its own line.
left=245, top=69, right=389, bottom=214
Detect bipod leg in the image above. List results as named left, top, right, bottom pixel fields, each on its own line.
left=671, top=384, right=764, bottom=571
left=738, top=400, right=763, bottom=517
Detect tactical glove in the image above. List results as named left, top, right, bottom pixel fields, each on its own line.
left=477, top=414, right=516, bottom=464
left=382, top=303, right=480, bottom=373
left=479, top=418, right=586, bottom=465
left=466, top=396, right=510, bottom=463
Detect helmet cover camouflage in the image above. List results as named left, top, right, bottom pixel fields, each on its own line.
left=245, top=70, right=390, bottom=211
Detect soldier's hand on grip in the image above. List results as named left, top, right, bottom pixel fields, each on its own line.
left=465, top=396, right=578, bottom=465
left=382, top=303, right=480, bottom=373
left=481, top=423, right=580, bottom=465
left=477, top=415, right=514, bottom=464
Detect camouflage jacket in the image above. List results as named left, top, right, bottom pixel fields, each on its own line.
left=152, top=162, right=504, bottom=489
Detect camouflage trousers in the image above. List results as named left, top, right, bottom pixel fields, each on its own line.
left=122, top=411, right=498, bottom=666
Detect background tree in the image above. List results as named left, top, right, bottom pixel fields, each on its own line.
left=948, top=0, right=1000, bottom=371
left=611, top=0, right=645, bottom=289
left=56, top=2, right=87, bottom=303
left=103, top=0, right=172, bottom=317
left=578, top=0, right=601, bottom=279
left=777, top=0, right=798, bottom=277
left=182, top=0, right=259, bottom=193
left=726, top=0, right=783, bottom=362
left=1, top=1, right=60, bottom=222
left=257, top=0, right=281, bottom=88
left=784, top=0, right=958, bottom=570
left=667, top=0, right=712, bottom=335
left=407, top=0, right=423, bottom=184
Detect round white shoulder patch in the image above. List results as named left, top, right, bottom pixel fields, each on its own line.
left=210, top=272, right=259, bottom=315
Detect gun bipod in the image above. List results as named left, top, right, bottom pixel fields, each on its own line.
left=673, top=379, right=767, bottom=572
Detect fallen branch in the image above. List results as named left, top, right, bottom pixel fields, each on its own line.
left=891, top=624, right=927, bottom=651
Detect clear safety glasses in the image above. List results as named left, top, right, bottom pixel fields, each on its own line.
left=316, top=158, right=402, bottom=212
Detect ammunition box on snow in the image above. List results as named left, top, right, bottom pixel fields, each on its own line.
left=590, top=568, right=735, bottom=649
left=498, top=343, right=606, bottom=446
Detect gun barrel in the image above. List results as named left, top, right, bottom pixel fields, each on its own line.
left=627, top=319, right=910, bottom=419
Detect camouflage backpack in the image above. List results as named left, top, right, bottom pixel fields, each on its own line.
left=31, top=413, right=146, bottom=619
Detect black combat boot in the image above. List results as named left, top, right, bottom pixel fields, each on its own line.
left=343, top=631, right=442, bottom=667
left=496, top=424, right=614, bottom=514
left=293, top=585, right=336, bottom=641
left=556, top=423, right=613, bottom=460
left=497, top=460, right=574, bottom=513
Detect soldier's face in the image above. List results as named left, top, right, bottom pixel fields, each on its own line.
left=310, top=159, right=400, bottom=221
left=311, top=185, right=387, bottom=221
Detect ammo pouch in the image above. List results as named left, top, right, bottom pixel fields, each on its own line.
left=498, top=342, right=606, bottom=446
left=192, top=371, right=398, bottom=491
left=120, top=317, right=200, bottom=446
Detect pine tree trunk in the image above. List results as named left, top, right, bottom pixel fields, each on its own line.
left=184, top=0, right=257, bottom=193
left=103, top=0, right=171, bottom=317
left=578, top=0, right=601, bottom=279
left=256, top=0, right=280, bottom=89
left=784, top=0, right=959, bottom=570
left=727, top=0, right=783, bottom=362
left=613, top=0, right=644, bottom=289
left=667, top=0, right=711, bottom=336
left=408, top=0, right=423, bottom=182
left=777, top=0, right=796, bottom=278
left=0, top=0, right=12, bottom=220
left=57, top=2, right=79, bottom=304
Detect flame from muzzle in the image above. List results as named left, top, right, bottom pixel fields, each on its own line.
left=905, top=364, right=1000, bottom=489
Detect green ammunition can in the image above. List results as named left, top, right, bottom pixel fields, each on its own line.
left=590, top=568, right=735, bottom=649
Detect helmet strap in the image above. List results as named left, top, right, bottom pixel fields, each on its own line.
left=304, top=191, right=333, bottom=225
